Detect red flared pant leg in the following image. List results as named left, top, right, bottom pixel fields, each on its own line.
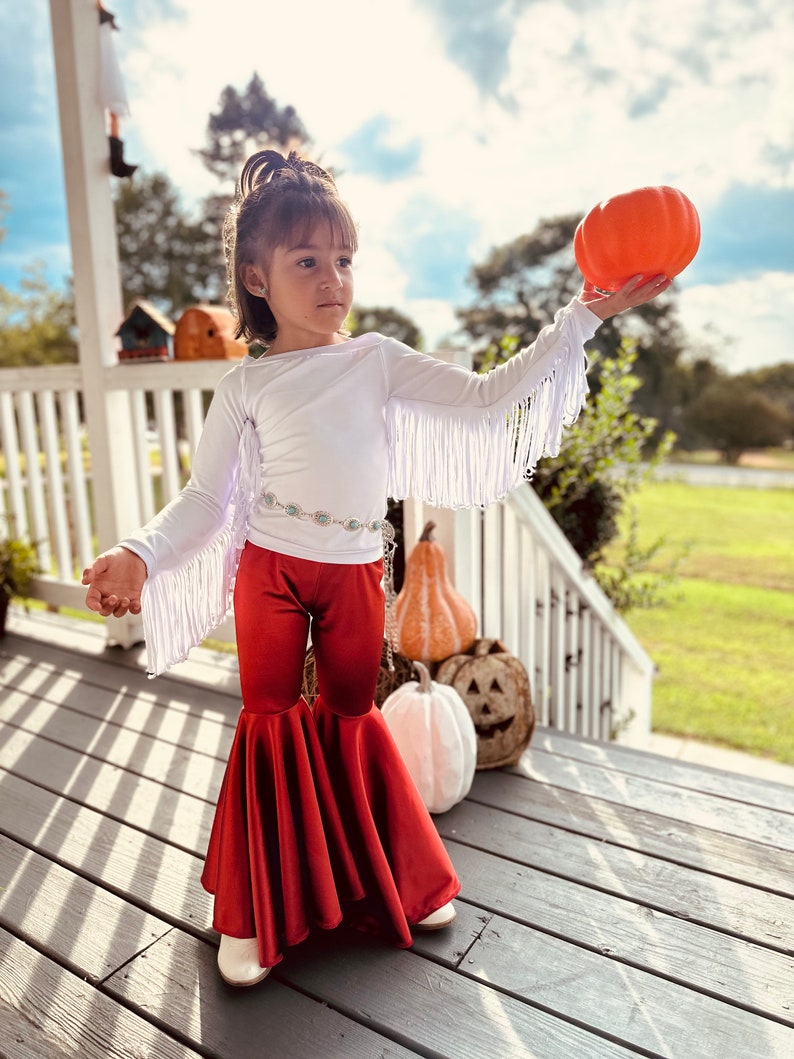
left=201, top=544, right=459, bottom=968
left=308, top=558, right=460, bottom=946
left=201, top=545, right=364, bottom=969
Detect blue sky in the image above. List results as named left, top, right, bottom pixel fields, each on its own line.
left=1, top=0, right=793, bottom=372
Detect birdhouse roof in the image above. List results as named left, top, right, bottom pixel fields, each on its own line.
left=116, top=299, right=175, bottom=337
left=176, top=304, right=238, bottom=334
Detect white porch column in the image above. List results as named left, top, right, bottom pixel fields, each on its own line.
left=49, top=0, right=144, bottom=647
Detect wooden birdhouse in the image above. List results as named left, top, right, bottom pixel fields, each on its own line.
left=435, top=638, right=536, bottom=769
left=116, top=300, right=174, bottom=362
left=174, top=305, right=249, bottom=361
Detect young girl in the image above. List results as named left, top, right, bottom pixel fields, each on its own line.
left=83, top=150, right=669, bottom=987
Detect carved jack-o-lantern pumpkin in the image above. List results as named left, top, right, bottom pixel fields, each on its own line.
left=435, top=638, right=535, bottom=769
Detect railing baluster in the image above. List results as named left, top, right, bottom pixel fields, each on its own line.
left=18, top=391, right=51, bottom=570
left=565, top=584, right=579, bottom=734
left=154, top=389, right=180, bottom=503
left=481, top=504, right=503, bottom=640
left=501, top=503, right=519, bottom=654
left=0, top=391, right=28, bottom=538
left=129, top=390, right=155, bottom=523
left=60, top=389, right=94, bottom=571
left=579, top=607, right=592, bottom=739
left=37, top=390, right=72, bottom=578
left=184, top=389, right=206, bottom=457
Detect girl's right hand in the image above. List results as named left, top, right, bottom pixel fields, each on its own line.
left=579, top=273, right=671, bottom=319
left=82, top=546, right=147, bottom=618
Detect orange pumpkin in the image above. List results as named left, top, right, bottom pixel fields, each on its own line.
left=574, top=185, right=700, bottom=293
left=390, top=521, right=477, bottom=663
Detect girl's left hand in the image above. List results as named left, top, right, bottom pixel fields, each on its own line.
left=579, top=274, right=672, bottom=320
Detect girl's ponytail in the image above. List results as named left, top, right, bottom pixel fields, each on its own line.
left=239, top=150, right=335, bottom=197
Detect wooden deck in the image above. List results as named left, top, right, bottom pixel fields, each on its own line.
left=1, top=611, right=792, bottom=1059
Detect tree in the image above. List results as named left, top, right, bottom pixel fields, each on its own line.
left=734, top=363, right=794, bottom=431
left=196, top=73, right=311, bottom=186
left=683, top=378, right=791, bottom=463
left=349, top=306, right=423, bottom=349
left=0, top=263, right=77, bottom=367
left=114, top=172, right=225, bottom=318
left=530, top=339, right=677, bottom=611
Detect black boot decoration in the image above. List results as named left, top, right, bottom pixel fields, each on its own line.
left=109, top=135, right=138, bottom=178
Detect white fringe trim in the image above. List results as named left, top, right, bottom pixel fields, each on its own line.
left=141, top=420, right=260, bottom=676
left=386, top=342, right=588, bottom=509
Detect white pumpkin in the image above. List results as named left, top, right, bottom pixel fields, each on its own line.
left=381, top=661, right=477, bottom=814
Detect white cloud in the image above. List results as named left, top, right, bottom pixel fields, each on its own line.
left=678, top=272, right=794, bottom=372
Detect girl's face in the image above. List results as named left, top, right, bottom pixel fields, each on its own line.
left=245, top=223, right=355, bottom=353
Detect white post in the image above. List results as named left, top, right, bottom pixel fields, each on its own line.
left=49, top=0, right=143, bottom=647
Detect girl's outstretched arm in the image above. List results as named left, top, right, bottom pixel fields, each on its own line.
left=579, top=273, right=671, bottom=320
left=82, top=546, right=147, bottom=618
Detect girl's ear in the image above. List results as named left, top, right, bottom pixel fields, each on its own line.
left=241, top=263, right=267, bottom=296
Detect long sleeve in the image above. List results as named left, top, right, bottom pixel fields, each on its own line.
left=121, top=364, right=260, bottom=676
left=382, top=298, right=599, bottom=508
left=121, top=366, right=247, bottom=575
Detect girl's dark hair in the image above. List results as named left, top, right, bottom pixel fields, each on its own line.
left=225, top=150, right=358, bottom=344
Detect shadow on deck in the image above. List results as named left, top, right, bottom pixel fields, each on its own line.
left=1, top=610, right=793, bottom=1059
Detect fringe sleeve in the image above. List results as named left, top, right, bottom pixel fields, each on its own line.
left=385, top=299, right=594, bottom=509
left=140, top=419, right=260, bottom=676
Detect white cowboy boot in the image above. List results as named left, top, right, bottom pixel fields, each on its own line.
left=217, top=935, right=271, bottom=987
left=415, top=901, right=457, bottom=931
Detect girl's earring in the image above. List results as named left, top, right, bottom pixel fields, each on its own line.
left=257, top=286, right=267, bottom=297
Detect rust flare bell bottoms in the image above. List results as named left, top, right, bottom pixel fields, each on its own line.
left=200, top=543, right=460, bottom=969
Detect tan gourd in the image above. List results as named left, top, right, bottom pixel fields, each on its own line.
left=390, top=521, right=477, bottom=663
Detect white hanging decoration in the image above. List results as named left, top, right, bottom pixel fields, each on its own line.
left=381, top=661, right=477, bottom=814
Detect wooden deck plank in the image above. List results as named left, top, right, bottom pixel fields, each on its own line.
left=530, top=728, right=794, bottom=810
left=0, top=769, right=215, bottom=938
left=0, top=643, right=238, bottom=738
left=511, top=749, right=794, bottom=848
left=0, top=648, right=238, bottom=758
left=468, top=766, right=794, bottom=897
left=463, top=916, right=794, bottom=1059
left=105, top=928, right=423, bottom=1059
left=0, top=928, right=203, bottom=1059
left=0, top=734, right=215, bottom=856
left=0, top=693, right=229, bottom=800
left=448, top=841, right=794, bottom=1025
left=1, top=611, right=242, bottom=704
left=0, top=834, right=172, bottom=985
left=437, top=799, right=794, bottom=954
left=276, top=929, right=641, bottom=1059
left=10, top=753, right=790, bottom=1039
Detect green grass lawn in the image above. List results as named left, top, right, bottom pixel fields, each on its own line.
left=620, top=480, right=794, bottom=763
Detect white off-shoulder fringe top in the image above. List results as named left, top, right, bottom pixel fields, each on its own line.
left=121, top=298, right=600, bottom=674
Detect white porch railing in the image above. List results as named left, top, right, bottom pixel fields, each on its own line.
left=432, top=494, right=652, bottom=745
left=1, top=361, right=652, bottom=746
left=0, top=359, right=228, bottom=624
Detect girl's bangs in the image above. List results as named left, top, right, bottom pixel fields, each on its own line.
left=277, top=195, right=359, bottom=253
